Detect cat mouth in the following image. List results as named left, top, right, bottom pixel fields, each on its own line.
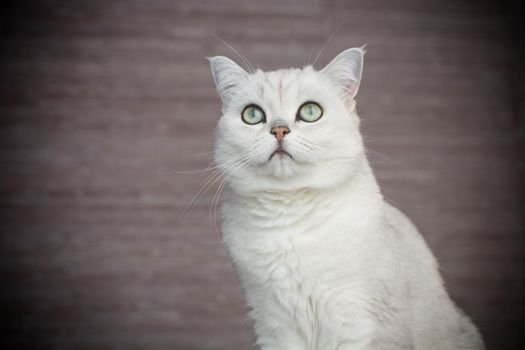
left=270, top=147, right=292, bottom=160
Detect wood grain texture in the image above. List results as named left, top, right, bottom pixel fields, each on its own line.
left=0, top=1, right=523, bottom=349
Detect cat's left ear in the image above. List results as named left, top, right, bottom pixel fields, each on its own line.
left=321, top=47, right=364, bottom=99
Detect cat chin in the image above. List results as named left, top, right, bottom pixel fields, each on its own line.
left=269, top=149, right=292, bottom=161
left=229, top=159, right=361, bottom=194
left=267, top=160, right=297, bottom=178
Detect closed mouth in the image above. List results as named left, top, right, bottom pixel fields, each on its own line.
left=270, top=147, right=292, bottom=160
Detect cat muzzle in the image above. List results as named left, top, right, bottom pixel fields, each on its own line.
left=270, top=147, right=292, bottom=160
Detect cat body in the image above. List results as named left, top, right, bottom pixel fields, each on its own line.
left=208, top=48, right=484, bottom=350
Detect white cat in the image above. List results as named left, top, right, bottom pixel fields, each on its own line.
left=208, top=47, right=484, bottom=350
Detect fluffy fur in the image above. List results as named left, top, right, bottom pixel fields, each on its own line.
left=208, top=47, right=484, bottom=350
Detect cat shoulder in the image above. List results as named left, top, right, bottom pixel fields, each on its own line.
left=381, top=201, right=438, bottom=264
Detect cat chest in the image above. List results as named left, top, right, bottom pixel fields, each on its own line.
left=245, top=262, right=376, bottom=350
left=235, top=232, right=376, bottom=345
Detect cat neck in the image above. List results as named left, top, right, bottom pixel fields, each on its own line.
left=223, top=158, right=383, bottom=233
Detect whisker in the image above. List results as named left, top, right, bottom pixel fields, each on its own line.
left=180, top=150, right=215, bottom=158
left=210, top=155, right=255, bottom=231
left=312, top=23, right=342, bottom=67
left=212, top=33, right=256, bottom=74
left=169, top=166, right=219, bottom=175
left=304, top=31, right=318, bottom=68
left=178, top=169, right=222, bottom=222
left=178, top=152, right=255, bottom=221
left=364, top=147, right=392, bottom=163
left=296, top=137, right=324, bottom=152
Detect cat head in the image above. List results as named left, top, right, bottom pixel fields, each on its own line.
left=209, top=47, right=366, bottom=193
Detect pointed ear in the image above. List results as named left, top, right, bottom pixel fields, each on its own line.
left=320, top=47, right=364, bottom=99
left=207, top=56, right=248, bottom=104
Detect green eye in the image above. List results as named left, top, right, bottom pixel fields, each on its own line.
left=241, top=104, right=265, bottom=125
left=297, top=102, right=323, bottom=122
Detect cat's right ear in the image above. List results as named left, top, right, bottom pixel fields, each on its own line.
left=207, top=56, right=248, bottom=104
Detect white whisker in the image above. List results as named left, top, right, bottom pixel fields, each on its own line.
left=312, top=23, right=342, bottom=67
left=210, top=154, right=256, bottom=232
left=178, top=151, right=255, bottom=222
left=212, top=33, right=256, bottom=74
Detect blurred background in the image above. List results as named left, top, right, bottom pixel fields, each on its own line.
left=1, top=0, right=524, bottom=349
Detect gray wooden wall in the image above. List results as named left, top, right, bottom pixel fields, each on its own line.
left=1, top=1, right=523, bottom=349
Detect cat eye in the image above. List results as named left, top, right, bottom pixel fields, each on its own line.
left=297, top=102, right=323, bottom=123
left=241, top=104, right=266, bottom=125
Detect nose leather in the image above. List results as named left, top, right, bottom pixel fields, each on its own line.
left=270, top=126, right=290, bottom=141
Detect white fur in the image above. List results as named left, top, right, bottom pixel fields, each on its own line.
left=208, top=48, right=484, bottom=350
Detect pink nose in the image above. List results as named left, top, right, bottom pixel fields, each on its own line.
left=270, top=126, right=290, bottom=141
